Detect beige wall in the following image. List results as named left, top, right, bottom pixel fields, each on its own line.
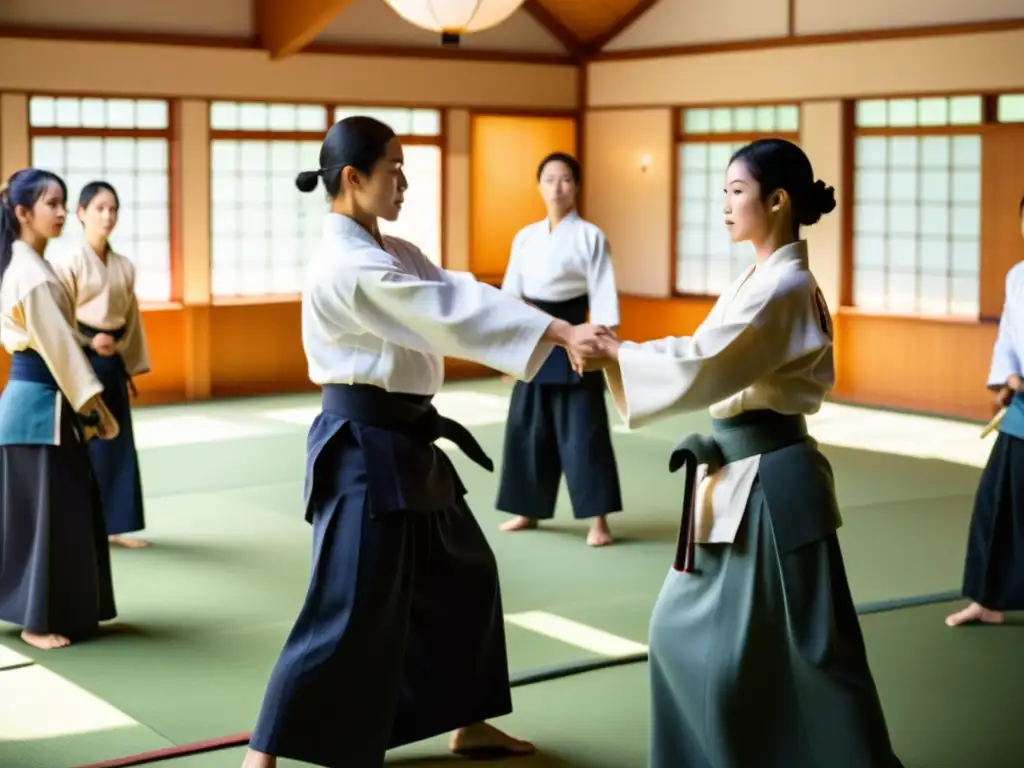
left=583, top=109, right=673, bottom=297
left=584, top=28, right=1024, bottom=302
left=0, top=37, right=577, bottom=109
left=0, top=37, right=576, bottom=296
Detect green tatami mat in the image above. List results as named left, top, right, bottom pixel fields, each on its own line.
left=0, top=725, right=171, bottom=768
left=159, top=601, right=1024, bottom=768
left=0, top=388, right=993, bottom=768
left=0, top=495, right=592, bottom=751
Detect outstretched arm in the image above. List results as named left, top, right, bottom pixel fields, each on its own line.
left=592, top=281, right=828, bottom=428
left=317, top=257, right=604, bottom=382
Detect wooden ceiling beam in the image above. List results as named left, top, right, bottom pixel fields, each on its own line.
left=582, top=0, right=662, bottom=55
left=254, top=0, right=355, bottom=59
left=522, top=0, right=585, bottom=59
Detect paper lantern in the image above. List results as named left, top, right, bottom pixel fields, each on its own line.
left=382, top=0, right=527, bottom=45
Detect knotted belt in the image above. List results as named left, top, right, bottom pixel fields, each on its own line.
left=668, top=410, right=809, bottom=572
left=321, top=383, right=494, bottom=473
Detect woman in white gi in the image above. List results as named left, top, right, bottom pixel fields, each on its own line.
left=242, top=117, right=607, bottom=768
left=496, top=152, right=622, bottom=547
left=51, top=181, right=151, bottom=549
left=947, top=194, right=1024, bottom=628
left=0, top=169, right=119, bottom=651
left=580, top=139, right=903, bottom=768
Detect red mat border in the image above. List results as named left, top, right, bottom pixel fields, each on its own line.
left=72, top=733, right=250, bottom=768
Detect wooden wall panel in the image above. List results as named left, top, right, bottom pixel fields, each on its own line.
left=469, top=114, right=577, bottom=280
left=980, top=125, right=1024, bottom=319
left=832, top=311, right=996, bottom=421
left=617, top=294, right=715, bottom=341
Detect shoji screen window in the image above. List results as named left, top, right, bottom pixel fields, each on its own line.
left=852, top=96, right=983, bottom=317
left=209, top=101, right=330, bottom=297
left=675, top=105, right=800, bottom=295
left=28, top=96, right=173, bottom=302
left=334, top=107, right=443, bottom=265
left=997, top=94, right=1024, bottom=123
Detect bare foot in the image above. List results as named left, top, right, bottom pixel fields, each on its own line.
left=450, top=722, right=535, bottom=759
left=500, top=516, right=538, bottom=532
left=240, top=748, right=276, bottom=768
left=587, top=516, right=613, bottom=547
left=109, top=535, right=150, bottom=549
left=945, top=602, right=1005, bottom=627
left=21, top=630, right=71, bottom=650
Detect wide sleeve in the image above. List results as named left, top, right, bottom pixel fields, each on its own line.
left=118, top=294, right=151, bottom=376
left=319, top=260, right=556, bottom=381
left=23, top=283, right=103, bottom=412
left=604, top=280, right=826, bottom=429
left=586, top=232, right=620, bottom=327
left=987, top=270, right=1020, bottom=387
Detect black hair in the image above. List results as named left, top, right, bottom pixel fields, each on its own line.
left=1018, top=194, right=1023, bottom=218
left=0, top=168, right=68, bottom=282
left=537, top=152, right=580, bottom=186
left=78, top=180, right=120, bottom=213
left=295, top=116, right=397, bottom=197
left=728, top=138, right=836, bottom=236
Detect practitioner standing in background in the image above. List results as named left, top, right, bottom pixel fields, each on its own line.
left=496, top=152, right=623, bottom=547
left=0, top=169, right=119, bottom=651
left=242, top=117, right=608, bottom=768
left=947, top=194, right=1024, bottom=628
left=50, top=181, right=151, bottom=549
left=579, top=139, right=902, bottom=768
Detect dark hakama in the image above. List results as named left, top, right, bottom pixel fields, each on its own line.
left=249, top=383, right=513, bottom=767
left=0, top=351, right=117, bottom=639
left=649, top=410, right=902, bottom=768
left=960, top=399, right=1024, bottom=610
left=496, top=293, right=622, bottom=520
left=78, top=322, right=145, bottom=536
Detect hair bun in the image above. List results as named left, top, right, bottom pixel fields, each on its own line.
left=295, top=170, right=320, bottom=193
left=812, top=180, right=836, bottom=216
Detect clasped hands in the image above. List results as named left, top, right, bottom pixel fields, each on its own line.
left=90, top=332, right=118, bottom=357
left=564, top=323, right=621, bottom=376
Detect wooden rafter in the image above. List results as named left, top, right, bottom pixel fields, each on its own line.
left=254, top=0, right=355, bottom=59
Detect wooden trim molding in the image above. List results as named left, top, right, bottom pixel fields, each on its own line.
left=591, top=16, right=1024, bottom=62
left=0, top=25, right=576, bottom=66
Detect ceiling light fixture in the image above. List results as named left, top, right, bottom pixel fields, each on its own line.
left=382, top=0, right=527, bottom=46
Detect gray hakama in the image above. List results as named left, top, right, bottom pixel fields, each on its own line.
left=649, top=410, right=902, bottom=768
left=250, top=383, right=514, bottom=768
left=496, top=293, right=622, bottom=520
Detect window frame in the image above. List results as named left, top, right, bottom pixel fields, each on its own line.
left=671, top=103, right=801, bottom=299
left=26, top=92, right=179, bottom=306
left=207, top=100, right=445, bottom=301
left=841, top=92, right=1002, bottom=321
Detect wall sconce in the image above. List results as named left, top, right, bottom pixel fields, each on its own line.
left=639, top=153, right=652, bottom=173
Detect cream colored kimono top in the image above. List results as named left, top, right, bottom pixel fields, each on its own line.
left=49, top=242, right=151, bottom=377
left=605, top=241, right=834, bottom=543
left=0, top=240, right=105, bottom=444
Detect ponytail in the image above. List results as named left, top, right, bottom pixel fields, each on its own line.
left=0, top=185, right=17, bottom=284
left=0, top=169, right=69, bottom=285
